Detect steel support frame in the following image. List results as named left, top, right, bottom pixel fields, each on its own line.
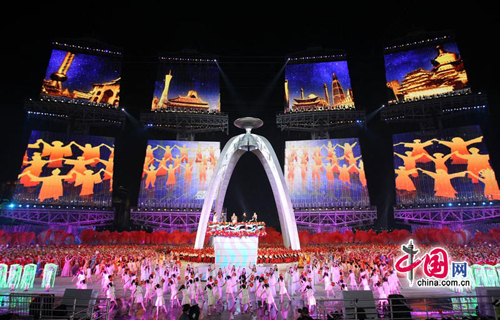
left=276, top=110, right=366, bottom=133
left=394, top=205, right=500, bottom=225
left=380, top=91, right=488, bottom=130
left=294, top=208, right=377, bottom=232
left=130, top=209, right=207, bottom=232
left=24, top=98, right=126, bottom=133
left=0, top=208, right=115, bottom=226
left=140, top=111, right=229, bottom=135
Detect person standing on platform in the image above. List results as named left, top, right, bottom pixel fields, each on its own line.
left=242, top=212, right=247, bottom=222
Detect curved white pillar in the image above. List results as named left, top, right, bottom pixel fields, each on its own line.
left=194, top=132, right=300, bottom=250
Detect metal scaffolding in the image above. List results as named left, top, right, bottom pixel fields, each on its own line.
left=130, top=208, right=210, bottom=232
left=293, top=208, right=377, bottom=233
left=0, top=207, right=115, bottom=227
left=380, top=91, right=489, bottom=130
left=394, top=205, right=500, bottom=226
left=24, top=98, right=126, bottom=134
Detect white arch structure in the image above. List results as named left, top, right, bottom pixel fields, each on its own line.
left=194, top=130, right=301, bottom=250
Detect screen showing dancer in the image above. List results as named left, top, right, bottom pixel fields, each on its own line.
left=137, top=140, right=220, bottom=209
left=384, top=40, right=469, bottom=105
left=40, top=47, right=122, bottom=108
left=393, top=125, right=500, bottom=205
left=13, top=130, right=115, bottom=206
left=284, top=138, right=370, bottom=209
left=151, top=59, right=220, bottom=112
left=284, top=60, right=355, bottom=112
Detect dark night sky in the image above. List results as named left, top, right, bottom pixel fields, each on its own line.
left=1, top=1, right=499, bottom=232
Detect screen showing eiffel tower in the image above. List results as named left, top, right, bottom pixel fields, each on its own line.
left=151, top=61, right=220, bottom=113
left=284, top=60, right=356, bottom=112
left=384, top=41, right=470, bottom=105
left=40, top=49, right=122, bottom=108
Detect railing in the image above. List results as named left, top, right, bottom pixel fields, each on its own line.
left=312, top=295, right=499, bottom=320
left=0, top=293, right=111, bottom=320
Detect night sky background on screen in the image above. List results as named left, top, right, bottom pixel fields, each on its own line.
left=1, top=1, right=499, bottom=232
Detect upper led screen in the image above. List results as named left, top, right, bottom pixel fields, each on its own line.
left=284, top=60, right=355, bottom=112
left=285, top=138, right=370, bottom=208
left=393, top=125, right=499, bottom=205
left=40, top=49, right=122, bottom=107
left=151, top=61, right=220, bottom=112
left=384, top=41, right=469, bottom=104
left=138, top=140, right=220, bottom=209
left=14, top=130, right=115, bottom=207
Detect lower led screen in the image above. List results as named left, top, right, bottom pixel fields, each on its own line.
left=13, top=131, right=114, bottom=206
left=137, top=140, right=220, bottom=209
left=285, top=138, right=370, bottom=208
left=393, top=125, right=500, bottom=205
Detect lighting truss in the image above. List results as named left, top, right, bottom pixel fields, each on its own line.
left=24, top=98, right=126, bottom=133
left=0, top=207, right=115, bottom=226
left=276, top=109, right=366, bottom=133
left=130, top=209, right=209, bottom=232
left=380, top=91, right=488, bottom=130
left=293, top=208, right=377, bottom=232
left=394, top=205, right=500, bottom=225
left=140, top=111, right=229, bottom=135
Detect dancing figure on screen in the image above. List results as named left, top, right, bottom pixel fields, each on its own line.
left=417, top=168, right=467, bottom=199
left=453, top=148, right=492, bottom=183
left=394, top=151, right=428, bottom=177
left=467, top=169, right=500, bottom=200
left=394, top=138, right=433, bottom=163
left=71, top=142, right=113, bottom=166
left=36, top=139, right=73, bottom=167
left=18, top=169, right=72, bottom=202
left=432, top=136, right=483, bottom=164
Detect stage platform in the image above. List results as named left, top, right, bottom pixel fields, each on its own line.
left=0, top=263, right=488, bottom=320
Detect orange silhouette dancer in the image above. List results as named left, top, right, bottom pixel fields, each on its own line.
left=37, top=139, right=73, bottom=168
left=433, top=136, right=483, bottom=165
left=206, top=145, right=218, bottom=164
left=311, top=145, right=323, bottom=157
left=418, top=168, right=467, bottom=199
left=289, top=145, right=298, bottom=163
left=394, top=166, right=418, bottom=192
left=196, top=163, right=208, bottom=188
left=182, top=159, right=195, bottom=186
left=194, top=145, right=204, bottom=163
left=312, top=154, right=325, bottom=173
left=394, top=151, right=428, bottom=177
left=467, top=169, right=500, bottom=200
left=19, top=153, right=51, bottom=187
left=142, top=157, right=155, bottom=178
left=323, top=141, right=338, bottom=160
left=452, top=148, right=492, bottom=183
left=347, top=155, right=362, bottom=174
left=18, top=169, right=71, bottom=202
left=143, top=164, right=161, bottom=189
left=334, top=163, right=356, bottom=185
left=394, top=139, right=433, bottom=163
left=72, top=142, right=113, bottom=166
left=97, top=158, right=114, bottom=181
left=311, top=163, right=323, bottom=189
left=357, top=160, right=367, bottom=187
left=172, top=155, right=182, bottom=175
left=323, top=162, right=335, bottom=183
left=424, top=153, right=454, bottom=173
left=326, top=153, right=344, bottom=173
left=286, top=161, right=297, bottom=189
left=165, top=164, right=181, bottom=187
left=64, top=157, right=98, bottom=182
left=154, top=157, right=169, bottom=176
left=146, top=145, right=161, bottom=164
left=175, top=144, right=191, bottom=163
left=73, top=169, right=104, bottom=196
left=337, top=142, right=357, bottom=165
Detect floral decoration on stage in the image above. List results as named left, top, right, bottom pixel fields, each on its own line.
left=206, top=221, right=267, bottom=238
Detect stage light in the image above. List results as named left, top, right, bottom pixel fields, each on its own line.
left=448, top=203, right=453, bottom=207
left=7, top=203, right=14, bottom=209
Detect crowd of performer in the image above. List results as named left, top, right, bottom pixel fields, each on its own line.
left=1, top=242, right=500, bottom=317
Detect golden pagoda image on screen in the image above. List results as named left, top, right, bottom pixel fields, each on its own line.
left=41, top=51, right=121, bottom=107
left=387, top=45, right=469, bottom=103
left=285, top=73, right=354, bottom=111
left=152, top=70, right=210, bottom=110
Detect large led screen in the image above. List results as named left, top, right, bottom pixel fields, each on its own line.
left=384, top=41, right=469, bottom=104
left=137, top=140, right=220, bottom=208
left=151, top=61, right=220, bottom=112
left=40, top=49, right=122, bottom=107
left=284, top=138, right=369, bottom=208
left=284, top=60, right=355, bottom=112
left=393, top=125, right=500, bottom=205
left=13, top=131, right=114, bottom=206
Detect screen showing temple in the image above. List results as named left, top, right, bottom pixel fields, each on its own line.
left=151, top=60, right=220, bottom=112
left=384, top=41, right=469, bottom=105
left=137, top=140, right=220, bottom=209
left=284, top=60, right=355, bottom=112
left=284, top=138, right=369, bottom=209
left=393, top=125, right=500, bottom=205
left=40, top=48, right=122, bottom=107
left=13, top=131, right=115, bottom=207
